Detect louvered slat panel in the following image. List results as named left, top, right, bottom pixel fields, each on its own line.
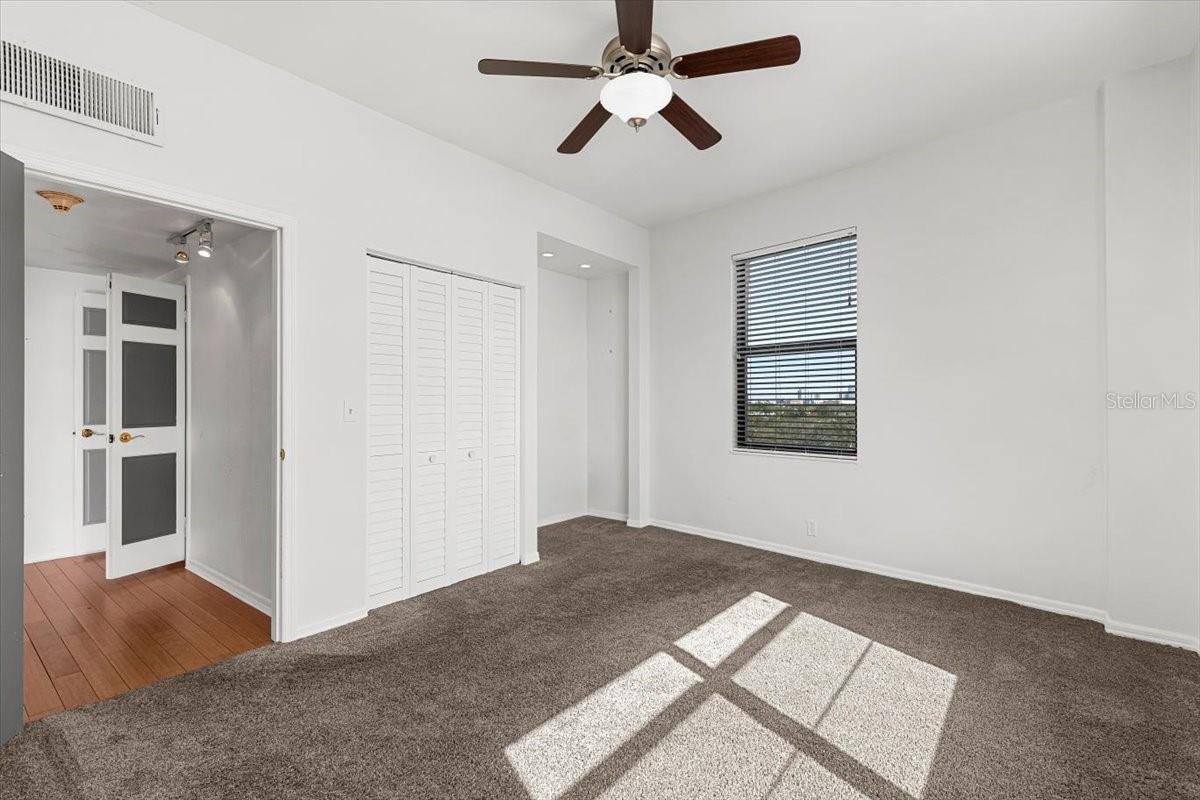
left=410, top=268, right=451, bottom=588
left=488, top=285, right=521, bottom=565
left=453, top=276, right=487, bottom=572
left=367, top=264, right=408, bottom=605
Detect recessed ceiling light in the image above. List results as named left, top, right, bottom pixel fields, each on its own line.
left=579, top=263, right=592, bottom=269
left=540, top=251, right=555, bottom=257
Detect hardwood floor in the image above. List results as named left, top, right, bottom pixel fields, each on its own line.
left=22, top=553, right=272, bottom=722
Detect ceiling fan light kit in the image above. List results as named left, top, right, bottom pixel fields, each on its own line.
left=478, top=0, right=800, bottom=153
left=600, top=72, right=672, bottom=129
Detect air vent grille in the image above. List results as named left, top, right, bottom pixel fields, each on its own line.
left=1, top=40, right=159, bottom=144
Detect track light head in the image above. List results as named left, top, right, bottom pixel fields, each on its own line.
left=197, top=219, right=213, bottom=258
left=174, top=250, right=190, bottom=265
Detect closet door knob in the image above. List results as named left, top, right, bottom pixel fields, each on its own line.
left=468, top=450, right=477, bottom=459
left=428, top=454, right=439, bottom=464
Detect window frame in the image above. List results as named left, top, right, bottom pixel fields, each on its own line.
left=729, top=227, right=858, bottom=461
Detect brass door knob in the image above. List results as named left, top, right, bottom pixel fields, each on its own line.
left=118, top=431, right=144, bottom=443
left=80, top=428, right=95, bottom=438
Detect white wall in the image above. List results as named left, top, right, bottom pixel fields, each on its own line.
left=1102, top=54, right=1200, bottom=645
left=184, top=229, right=276, bottom=612
left=587, top=274, right=629, bottom=517
left=651, top=92, right=1110, bottom=620
left=0, top=0, right=649, bottom=638
left=649, top=55, right=1200, bottom=649
left=23, top=266, right=106, bottom=562
left=537, top=268, right=588, bottom=524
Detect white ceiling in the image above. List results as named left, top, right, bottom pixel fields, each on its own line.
left=133, top=0, right=1199, bottom=227
left=26, top=178, right=257, bottom=279
left=538, top=233, right=633, bottom=280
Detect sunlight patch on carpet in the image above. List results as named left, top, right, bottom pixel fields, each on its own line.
left=506, top=593, right=956, bottom=800
left=504, top=652, right=702, bottom=800
left=674, top=591, right=789, bottom=668
left=733, top=612, right=871, bottom=727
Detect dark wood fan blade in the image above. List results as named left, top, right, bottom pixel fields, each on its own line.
left=478, top=59, right=600, bottom=79
left=558, top=103, right=612, bottom=154
left=672, top=35, right=801, bottom=78
left=615, top=0, right=653, bottom=54
left=658, top=94, right=721, bottom=150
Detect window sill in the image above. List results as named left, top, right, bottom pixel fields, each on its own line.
left=730, top=448, right=857, bottom=464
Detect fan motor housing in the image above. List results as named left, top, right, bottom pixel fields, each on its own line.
left=600, top=34, right=673, bottom=77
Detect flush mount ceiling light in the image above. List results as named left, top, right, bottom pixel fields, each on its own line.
left=600, top=72, right=671, bottom=129
left=540, top=251, right=555, bottom=257
left=36, top=189, right=84, bottom=213
left=579, top=263, right=592, bottom=269
left=196, top=220, right=213, bottom=258
left=478, top=0, right=801, bottom=153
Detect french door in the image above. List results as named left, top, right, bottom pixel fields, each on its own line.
left=106, top=274, right=186, bottom=578
left=74, top=291, right=109, bottom=555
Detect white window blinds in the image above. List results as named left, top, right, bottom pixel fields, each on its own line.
left=734, top=233, right=858, bottom=457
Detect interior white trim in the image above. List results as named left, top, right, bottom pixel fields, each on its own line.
left=649, top=518, right=1200, bottom=654
left=25, top=547, right=104, bottom=565
left=520, top=551, right=540, bottom=565
left=587, top=509, right=627, bottom=523
left=292, top=607, right=368, bottom=640
left=537, top=511, right=586, bottom=527
left=5, top=146, right=299, bottom=642
left=186, top=559, right=273, bottom=616
left=1103, top=617, right=1200, bottom=653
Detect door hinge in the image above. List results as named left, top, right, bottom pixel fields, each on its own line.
left=279, top=448, right=286, bottom=461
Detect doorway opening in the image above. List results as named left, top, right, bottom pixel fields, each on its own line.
left=19, top=175, right=279, bottom=722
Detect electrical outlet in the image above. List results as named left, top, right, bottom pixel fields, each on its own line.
left=805, top=520, right=817, bottom=538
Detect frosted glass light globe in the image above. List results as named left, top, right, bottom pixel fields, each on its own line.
left=600, top=72, right=672, bottom=128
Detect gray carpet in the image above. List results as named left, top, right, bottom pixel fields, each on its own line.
left=2, top=517, right=1198, bottom=799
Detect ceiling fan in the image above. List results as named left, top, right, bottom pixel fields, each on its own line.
left=477, top=0, right=801, bottom=154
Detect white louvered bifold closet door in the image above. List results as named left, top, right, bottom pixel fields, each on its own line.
left=487, top=283, right=521, bottom=568
left=366, top=256, right=522, bottom=608
left=366, top=261, right=410, bottom=608
left=410, top=267, right=453, bottom=594
left=452, top=276, right=488, bottom=579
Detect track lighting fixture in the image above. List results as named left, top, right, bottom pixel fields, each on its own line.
left=166, top=218, right=215, bottom=265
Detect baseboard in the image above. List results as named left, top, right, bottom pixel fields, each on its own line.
left=522, top=551, right=540, bottom=565
left=586, top=509, right=628, bottom=523
left=25, top=546, right=105, bottom=565
left=647, top=518, right=1196, bottom=654
left=537, top=511, right=587, bottom=527
left=185, top=559, right=273, bottom=615
left=1104, top=617, right=1200, bottom=653
left=538, top=510, right=633, bottom=527
left=292, top=607, right=368, bottom=640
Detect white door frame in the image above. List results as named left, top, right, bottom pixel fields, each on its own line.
left=8, top=147, right=299, bottom=642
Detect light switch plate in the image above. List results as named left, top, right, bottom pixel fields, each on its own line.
left=343, top=401, right=359, bottom=423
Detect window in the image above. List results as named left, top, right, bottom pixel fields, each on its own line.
left=734, top=231, right=857, bottom=457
